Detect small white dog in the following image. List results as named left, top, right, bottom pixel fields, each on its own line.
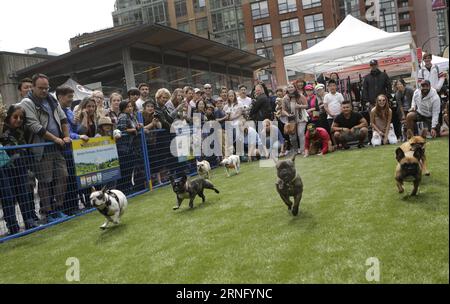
left=196, top=160, right=211, bottom=179
left=90, top=187, right=128, bottom=229
left=220, top=155, right=240, bottom=177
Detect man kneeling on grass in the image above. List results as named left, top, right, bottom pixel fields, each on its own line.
left=331, top=100, right=368, bottom=149
left=304, top=123, right=334, bottom=157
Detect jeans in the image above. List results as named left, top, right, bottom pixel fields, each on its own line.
left=0, top=163, right=38, bottom=234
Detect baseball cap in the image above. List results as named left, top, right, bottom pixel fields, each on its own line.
left=194, top=88, right=201, bottom=93
left=315, top=84, right=325, bottom=90
left=421, top=80, right=431, bottom=86
left=369, top=59, right=378, bottom=65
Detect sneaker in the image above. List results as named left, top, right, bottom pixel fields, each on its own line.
left=24, top=219, right=40, bottom=230
left=36, top=217, right=49, bottom=225
left=55, top=211, right=69, bottom=219
left=8, top=225, right=20, bottom=235
left=47, top=213, right=59, bottom=223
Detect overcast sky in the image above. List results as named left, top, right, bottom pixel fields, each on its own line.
left=0, top=0, right=117, bottom=55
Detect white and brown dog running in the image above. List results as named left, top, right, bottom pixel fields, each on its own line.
left=196, top=160, right=211, bottom=179
left=90, top=187, right=128, bottom=229
left=220, top=155, right=240, bottom=177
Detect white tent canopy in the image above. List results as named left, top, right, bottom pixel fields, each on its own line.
left=284, top=15, right=416, bottom=75
left=60, top=78, right=93, bottom=101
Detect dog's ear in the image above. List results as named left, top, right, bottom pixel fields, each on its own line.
left=101, top=186, right=107, bottom=193
left=406, top=129, right=414, bottom=140
left=413, top=146, right=424, bottom=160
left=395, top=147, right=406, bottom=162
left=91, top=187, right=96, bottom=193
left=181, top=174, right=187, bottom=182
left=420, top=129, right=428, bottom=139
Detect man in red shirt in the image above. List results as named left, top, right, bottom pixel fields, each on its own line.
left=304, top=123, right=334, bottom=157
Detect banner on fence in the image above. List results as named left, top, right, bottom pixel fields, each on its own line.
left=72, top=137, right=121, bottom=189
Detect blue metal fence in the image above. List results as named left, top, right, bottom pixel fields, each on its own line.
left=0, top=124, right=217, bottom=243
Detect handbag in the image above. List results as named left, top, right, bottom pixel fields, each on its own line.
left=284, top=115, right=297, bottom=135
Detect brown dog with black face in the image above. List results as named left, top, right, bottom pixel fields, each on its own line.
left=401, top=130, right=429, bottom=175
left=395, top=146, right=424, bottom=196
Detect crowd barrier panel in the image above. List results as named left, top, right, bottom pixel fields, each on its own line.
left=0, top=122, right=220, bottom=243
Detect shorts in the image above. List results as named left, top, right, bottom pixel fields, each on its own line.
left=415, top=112, right=432, bottom=131
left=341, top=128, right=362, bottom=142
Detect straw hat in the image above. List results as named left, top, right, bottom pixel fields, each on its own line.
left=98, top=116, right=114, bottom=126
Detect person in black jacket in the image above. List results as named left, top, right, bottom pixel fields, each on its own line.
left=153, top=88, right=174, bottom=130
left=362, top=59, right=392, bottom=110
left=250, top=84, right=272, bottom=122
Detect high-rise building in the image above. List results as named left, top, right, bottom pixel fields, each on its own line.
left=110, top=0, right=246, bottom=49
left=242, top=0, right=340, bottom=87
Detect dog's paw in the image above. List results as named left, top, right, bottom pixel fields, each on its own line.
left=100, top=225, right=107, bottom=230
left=425, top=171, right=431, bottom=176
left=292, top=206, right=299, bottom=216
left=173, top=206, right=180, bottom=210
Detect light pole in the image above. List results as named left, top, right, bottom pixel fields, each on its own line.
left=421, top=35, right=444, bottom=53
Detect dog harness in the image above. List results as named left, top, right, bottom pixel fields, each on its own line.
left=279, top=175, right=298, bottom=192
left=98, top=191, right=121, bottom=216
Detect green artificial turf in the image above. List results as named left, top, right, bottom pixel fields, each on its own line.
left=0, top=139, right=448, bottom=283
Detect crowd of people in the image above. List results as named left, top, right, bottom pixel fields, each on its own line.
left=0, top=54, right=448, bottom=236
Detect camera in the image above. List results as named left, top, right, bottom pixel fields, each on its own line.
left=153, top=112, right=161, bottom=119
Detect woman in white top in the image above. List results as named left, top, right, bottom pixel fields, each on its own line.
left=370, top=94, right=397, bottom=146
left=223, top=90, right=243, bottom=156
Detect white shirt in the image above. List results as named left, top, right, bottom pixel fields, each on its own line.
left=323, top=92, right=344, bottom=119
left=411, top=88, right=441, bottom=129
left=237, top=96, right=252, bottom=108
left=418, top=64, right=445, bottom=92
left=223, top=103, right=242, bottom=127
left=135, top=98, right=145, bottom=112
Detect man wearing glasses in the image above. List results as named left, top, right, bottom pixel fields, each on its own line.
left=203, top=84, right=215, bottom=106
left=19, top=73, right=71, bottom=223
